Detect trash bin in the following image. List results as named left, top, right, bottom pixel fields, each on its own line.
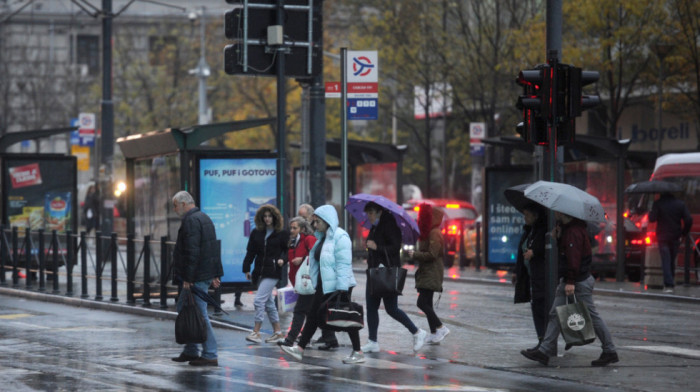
left=643, top=243, right=664, bottom=289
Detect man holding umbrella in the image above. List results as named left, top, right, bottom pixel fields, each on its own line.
left=520, top=181, right=619, bottom=367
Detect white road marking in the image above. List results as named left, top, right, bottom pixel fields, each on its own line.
left=624, top=345, right=700, bottom=359
left=206, top=375, right=305, bottom=392
left=315, top=374, right=508, bottom=391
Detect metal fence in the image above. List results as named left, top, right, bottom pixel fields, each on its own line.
left=0, top=227, right=178, bottom=308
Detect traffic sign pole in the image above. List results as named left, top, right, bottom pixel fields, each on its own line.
left=340, top=47, right=348, bottom=230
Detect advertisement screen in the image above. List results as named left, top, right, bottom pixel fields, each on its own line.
left=2, top=155, right=77, bottom=233
left=485, top=167, right=533, bottom=267
left=198, top=157, right=277, bottom=286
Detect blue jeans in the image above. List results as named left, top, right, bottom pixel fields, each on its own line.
left=658, top=239, right=680, bottom=288
left=254, top=277, right=280, bottom=324
left=176, top=280, right=217, bottom=360
left=538, top=275, right=616, bottom=357
left=365, top=284, right=418, bottom=342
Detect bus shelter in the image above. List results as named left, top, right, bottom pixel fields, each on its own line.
left=116, top=118, right=274, bottom=291
left=482, top=134, right=656, bottom=282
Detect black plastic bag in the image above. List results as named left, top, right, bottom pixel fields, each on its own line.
left=175, top=288, right=208, bottom=344
left=556, top=295, right=596, bottom=347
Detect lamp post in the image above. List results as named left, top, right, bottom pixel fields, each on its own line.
left=189, top=7, right=210, bottom=125
left=653, top=41, right=673, bottom=157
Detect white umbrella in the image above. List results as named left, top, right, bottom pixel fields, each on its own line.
left=523, top=181, right=606, bottom=223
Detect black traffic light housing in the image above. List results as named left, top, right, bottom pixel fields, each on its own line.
left=516, top=65, right=551, bottom=145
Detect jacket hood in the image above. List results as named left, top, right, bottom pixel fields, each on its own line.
left=314, top=204, right=339, bottom=238
left=431, top=207, right=445, bottom=229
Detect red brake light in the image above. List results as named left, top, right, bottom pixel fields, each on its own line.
left=445, top=204, right=460, bottom=209
left=623, top=211, right=629, bottom=218
left=413, top=206, right=420, bottom=212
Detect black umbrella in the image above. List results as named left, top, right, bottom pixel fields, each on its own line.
left=624, top=180, right=682, bottom=194
left=504, top=183, right=534, bottom=213
left=190, top=285, right=229, bottom=315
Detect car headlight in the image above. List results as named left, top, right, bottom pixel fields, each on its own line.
left=402, top=244, right=415, bottom=251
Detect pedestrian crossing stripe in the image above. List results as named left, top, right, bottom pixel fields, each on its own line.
left=0, top=313, right=33, bottom=320
left=624, top=345, right=700, bottom=359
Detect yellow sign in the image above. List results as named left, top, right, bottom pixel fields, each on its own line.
left=71, top=145, right=90, bottom=171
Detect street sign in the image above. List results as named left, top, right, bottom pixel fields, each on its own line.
left=325, top=82, right=341, bottom=98
left=347, top=98, right=378, bottom=120
left=470, top=122, right=486, bottom=157
left=347, top=51, right=378, bottom=83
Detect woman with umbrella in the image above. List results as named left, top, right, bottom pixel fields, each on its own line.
left=279, top=205, right=364, bottom=364
left=362, top=201, right=427, bottom=354
left=513, top=203, right=547, bottom=350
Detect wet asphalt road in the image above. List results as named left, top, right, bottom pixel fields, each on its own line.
left=0, top=271, right=699, bottom=392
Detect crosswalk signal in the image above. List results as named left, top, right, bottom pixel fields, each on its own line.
left=567, top=67, right=601, bottom=118
left=516, top=65, right=551, bottom=145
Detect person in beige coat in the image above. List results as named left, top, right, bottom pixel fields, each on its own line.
left=409, top=203, right=450, bottom=344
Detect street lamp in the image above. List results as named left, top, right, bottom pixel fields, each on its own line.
left=188, top=7, right=211, bottom=125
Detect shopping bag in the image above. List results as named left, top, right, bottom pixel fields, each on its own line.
left=556, top=295, right=596, bottom=347
left=366, top=266, right=407, bottom=297
left=318, top=292, right=364, bottom=331
left=277, top=286, right=299, bottom=313
left=175, top=288, right=207, bottom=344
left=294, top=257, right=315, bottom=295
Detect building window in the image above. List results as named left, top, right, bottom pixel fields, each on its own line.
left=149, top=36, right=177, bottom=66
left=76, top=35, right=100, bottom=76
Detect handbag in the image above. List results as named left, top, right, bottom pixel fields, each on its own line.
left=294, top=257, right=315, bottom=295
left=318, top=292, right=364, bottom=331
left=277, top=286, right=299, bottom=313
left=175, top=288, right=208, bottom=344
left=366, top=265, right=408, bottom=297
left=555, top=294, right=596, bottom=347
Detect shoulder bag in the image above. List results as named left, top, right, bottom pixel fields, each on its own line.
left=366, top=249, right=407, bottom=297
left=294, top=257, right=315, bottom=295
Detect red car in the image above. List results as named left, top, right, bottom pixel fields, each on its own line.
left=403, top=199, right=478, bottom=268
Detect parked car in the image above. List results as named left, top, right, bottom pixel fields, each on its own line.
left=402, top=199, right=478, bottom=268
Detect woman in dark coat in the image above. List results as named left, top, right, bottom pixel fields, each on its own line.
left=242, top=204, right=289, bottom=344
left=410, top=203, right=450, bottom=344
left=513, top=203, right=547, bottom=349
left=362, top=201, right=426, bottom=354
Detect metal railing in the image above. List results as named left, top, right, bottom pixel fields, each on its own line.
left=682, top=231, right=700, bottom=284
left=0, top=227, right=178, bottom=309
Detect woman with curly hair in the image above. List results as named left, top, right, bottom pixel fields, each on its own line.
left=242, top=204, right=289, bottom=344
left=410, top=203, right=450, bottom=344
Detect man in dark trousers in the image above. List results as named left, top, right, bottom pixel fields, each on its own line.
left=170, top=191, right=223, bottom=367
left=649, top=192, right=693, bottom=293
left=521, top=211, right=619, bottom=367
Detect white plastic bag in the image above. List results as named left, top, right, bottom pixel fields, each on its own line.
left=294, top=257, right=315, bottom=295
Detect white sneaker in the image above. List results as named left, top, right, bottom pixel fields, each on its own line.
left=426, top=333, right=438, bottom=345
left=245, top=331, right=262, bottom=343
left=280, top=344, right=304, bottom=361
left=361, top=340, right=380, bottom=353
left=342, top=351, right=365, bottom=364
left=413, top=329, right=427, bottom=352
left=265, top=332, right=286, bottom=343
left=432, top=326, right=450, bottom=344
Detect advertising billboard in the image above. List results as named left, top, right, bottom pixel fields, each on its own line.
left=484, top=166, right=533, bottom=267
left=2, top=155, right=78, bottom=234
left=197, top=156, right=277, bottom=287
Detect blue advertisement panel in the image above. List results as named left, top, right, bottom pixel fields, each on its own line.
left=485, top=167, right=533, bottom=267
left=198, top=157, right=277, bottom=285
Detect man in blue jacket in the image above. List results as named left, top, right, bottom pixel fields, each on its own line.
left=649, top=192, right=693, bottom=293
left=170, top=191, right=223, bottom=367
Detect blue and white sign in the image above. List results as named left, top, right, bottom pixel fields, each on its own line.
left=70, top=118, right=95, bottom=147
left=347, top=98, right=378, bottom=120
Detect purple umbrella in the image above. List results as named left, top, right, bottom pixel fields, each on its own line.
left=345, top=193, right=420, bottom=245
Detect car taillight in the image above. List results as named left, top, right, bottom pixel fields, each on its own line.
left=644, top=231, right=655, bottom=245
left=447, top=224, right=459, bottom=235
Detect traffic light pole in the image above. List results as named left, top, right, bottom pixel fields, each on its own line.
left=276, top=0, right=287, bottom=219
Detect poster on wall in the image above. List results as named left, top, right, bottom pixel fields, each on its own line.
left=2, top=155, right=78, bottom=234
left=197, top=156, right=277, bottom=286
left=484, top=166, right=533, bottom=267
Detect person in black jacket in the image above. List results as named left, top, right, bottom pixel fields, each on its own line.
left=362, top=202, right=426, bottom=354
left=242, top=204, right=289, bottom=344
left=513, top=203, right=547, bottom=350
left=170, top=191, right=223, bottom=367
left=649, top=192, right=693, bottom=293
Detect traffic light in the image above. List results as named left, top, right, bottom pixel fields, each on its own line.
left=566, top=67, right=601, bottom=118
left=515, top=65, right=551, bottom=145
